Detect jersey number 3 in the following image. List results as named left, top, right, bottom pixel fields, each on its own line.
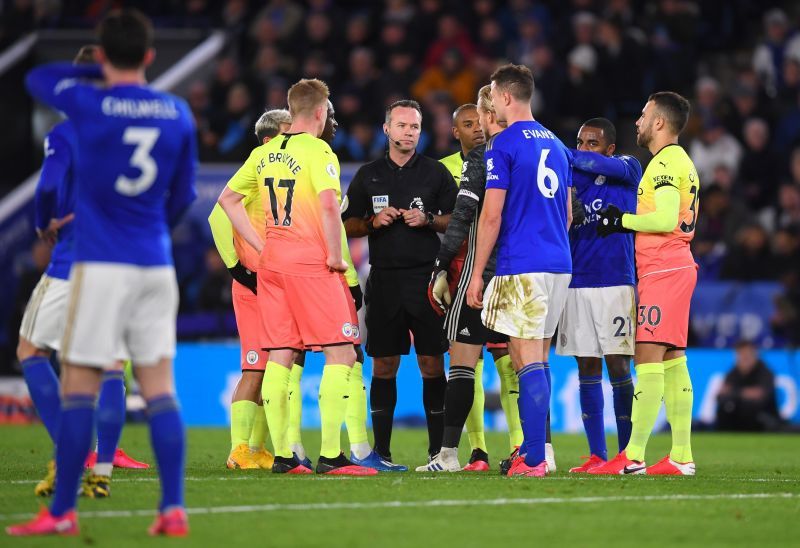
left=115, top=127, right=161, bottom=197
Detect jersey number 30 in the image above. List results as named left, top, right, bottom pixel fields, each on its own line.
left=115, top=127, right=161, bottom=197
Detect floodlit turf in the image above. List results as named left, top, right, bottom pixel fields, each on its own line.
left=1, top=426, right=798, bottom=547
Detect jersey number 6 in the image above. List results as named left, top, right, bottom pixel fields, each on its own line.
left=537, top=149, right=559, bottom=198
left=115, top=127, right=161, bottom=197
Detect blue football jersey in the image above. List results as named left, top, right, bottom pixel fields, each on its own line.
left=35, top=120, right=78, bottom=280
left=485, top=120, right=572, bottom=275
left=26, top=63, right=197, bottom=267
left=569, top=150, right=641, bottom=288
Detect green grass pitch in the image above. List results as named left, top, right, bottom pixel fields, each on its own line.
left=1, top=426, right=798, bottom=547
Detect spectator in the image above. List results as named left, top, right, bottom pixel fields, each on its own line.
left=559, top=44, right=604, bottom=131
left=686, top=76, right=726, bottom=140
left=723, top=77, right=772, bottom=142
left=334, top=115, right=383, bottom=162
left=209, top=57, right=240, bottom=112
left=692, top=184, right=750, bottom=270
left=209, top=82, right=257, bottom=162
left=689, top=119, right=743, bottom=184
left=716, top=340, right=783, bottom=431
left=719, top=223, right=779, bottom=281
left=510, top=15, right=545, bottom=66
left=776, top=183, right=800, bottom=231
left=422, top=13, right=475, bottom=68
left=254, top=0, right=304, bottom=41
left=737, top=117, right=780, bottom=211
left=412, top=48, right=478, bottom=106
left=595, top=16, right=647, bottom=117
left=752, top=8, right=794, bottom=96
left=345, top=47, right=382, bottom=120
left=379, top=48, right=418, bottom=100
left=197, top=248, right=233, bottom=313
left=529, top=44, right=565, bottom=128
left=772, top=268, right=800, bottom=347
left=772, top=227, right=800, bottom=278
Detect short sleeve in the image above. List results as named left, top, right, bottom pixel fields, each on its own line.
left=227, top=147, right=260, bottom=196
left=485, top=147, right=511, bottom=190
left=310, top=143, right=341, bottom=196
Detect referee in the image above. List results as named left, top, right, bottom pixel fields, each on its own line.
left=342, top=99, right=458, bottom=469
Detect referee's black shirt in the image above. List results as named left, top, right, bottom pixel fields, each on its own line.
left=342, top=152, right=458, bottom=269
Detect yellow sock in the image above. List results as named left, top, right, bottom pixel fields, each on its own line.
left=495, top=354, right=523, bottom=450
left=262, top=362, right=292, bottom=458
left=287, top=363, right=303, bottom=449
left=230, top=400, right=257, bottom=451
left=345, top=361, right=369, bottom=446
left=625, top=362, right=665, bottom=462
left=664, top=356, right=693, bottom=463
left=249, top=404, right=269, bottom=450
left=466, top=359, right=487, bottom=451
left=319, top=364, right=351, bottom=458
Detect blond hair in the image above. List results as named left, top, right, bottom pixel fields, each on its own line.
left=287, top=78, right=329, bottom=117
left=477, top=85, right=494, bottom=113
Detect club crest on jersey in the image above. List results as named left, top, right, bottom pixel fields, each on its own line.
left=409, top=196, right=425, bottom=212
left=372, top=195, right=389, bottom=213
left=246, top=350, right=259, bottom=365
left=486, top=158, right=494, bottom=172
left=342, top=322, right=354, bottom=337
left=594, top=175, right=606, bottom=186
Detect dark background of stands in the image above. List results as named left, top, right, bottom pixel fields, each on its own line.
left=1, top=0, right=799, bottom=374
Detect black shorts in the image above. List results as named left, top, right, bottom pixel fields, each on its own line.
left=365, top=266, right=448, bottom=357
left=444, top=277, right=508, bottom=346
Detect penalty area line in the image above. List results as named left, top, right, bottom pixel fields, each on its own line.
left=0, top=492, right=796, bottom=521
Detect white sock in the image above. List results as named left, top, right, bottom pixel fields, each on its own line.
left=350, top=442, right=371, bottom=460
left=290, top=443, right=306, bottom=461
left=93, top=462, right=113, bottom=477
left=440, top=447, right=458, bottom=461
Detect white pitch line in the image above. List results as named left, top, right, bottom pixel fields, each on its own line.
left=0, top=492, right=796, bottom=522
left=4, top=475, right=800, bottom=485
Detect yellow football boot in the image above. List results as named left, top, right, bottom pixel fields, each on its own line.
left=250, top=447, right=275, bottom=470
left=226, top=443, right=259, bottom=469
left=34, top=460, right=56, bottom=497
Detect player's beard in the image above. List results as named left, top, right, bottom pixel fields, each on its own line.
left=636, top=121, right=653, bottom=149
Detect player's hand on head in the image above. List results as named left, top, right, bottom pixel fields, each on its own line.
left=596, top=204, right=630, bottom=237
left=466, top=275, right=484, bottom=309
left=228, top=261, right=257, bottom=294
left=427, top=260, right=451, bottom=316
left=349, top=283, right=363, bottom=311
left=327, top=256, right=349, bottom=273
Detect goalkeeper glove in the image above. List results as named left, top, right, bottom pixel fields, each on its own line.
left=349, top=283, right=363, bottom=312
left=229, top=261, right=257, bottom=294
left=596, top=204, right=631, bottom=237
left=427, top=259, right=451, bottom=316
left=571, top=195, right=586, bottom=226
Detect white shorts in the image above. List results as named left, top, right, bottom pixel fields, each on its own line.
left=481, top=272, right=571, bottom=340
left=61, top=263, right=178, bottom=368
left=556, top=285, right=636, bottom=358
left=19, top=274, right=70, bottom=352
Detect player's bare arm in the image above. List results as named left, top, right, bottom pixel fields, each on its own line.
left=218, top=186, right=264, bottom=254
left=320, top=189, right=348, bottom=272
left=467, top=187, right=505, bottom=309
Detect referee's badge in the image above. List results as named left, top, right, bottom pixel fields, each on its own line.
left=372, top=195, right=388, bottom=213
left=246, top=350, right=259, bottom=365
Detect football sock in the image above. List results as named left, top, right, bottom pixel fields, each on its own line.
left=610, top=373, right=634, bottom=452
left=287, top=363, right=304, bottom=455
left=50, top=394, right=95, bottom=517
left=370, top=376, right=397, bottom=459
left=21, top=356, right=61, bottom=442
left=95, top=369, right=126, bottom=476
left=147, top=394, right=185, bottom=511
left=230, top=400, right=257, bottom=451
left=625, top=362, right=665, bottom=462
left=249, top=403, right=269, bottom=450
left=318, top=364, right=351, bottom=459
left=495, top=354, right=523, bottom=450
left=579, top=375, right=607, bottom=460
left=262, top=362, right=292, bottom=458
left=465, top=359, right=486, bottom=452
left=544, top=362, right=552, bottom=444
left=517, top=363, right=549, bottom=466
left=664, top=356, right=693, bottom=463
left=442, top=366, right=475, bottom=448
left=345, top=361, right=371, bottom=459
left=422, top=374, right=447, bottom=457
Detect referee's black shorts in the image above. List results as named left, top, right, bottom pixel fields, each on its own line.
left=365, top=266, right=448, bottom=357
left=445, top=274, right=508, bottom=346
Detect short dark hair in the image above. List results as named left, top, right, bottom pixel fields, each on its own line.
left=97, top=9, right=153, bottom=70
left=452, top=103, right=477, bottom=122
left=385, top=99, right=422, bottom=123
left=648, top=91, right=691, bottom=135
left=581, top=117, right=617, bottom=144
left=490, top=63, right=534, bottom=102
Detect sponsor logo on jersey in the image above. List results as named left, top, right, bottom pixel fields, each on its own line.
left=409, top=196, right=425, bottom=212
left=486, top=158, right=494, bottom=172
left=372, top=195, right=389, bottom=213
left=326, top=163, right=337, bottom=177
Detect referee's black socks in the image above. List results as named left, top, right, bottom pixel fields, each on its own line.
left=423, top=374, right=447, bottom=457
left=370, top=377, right=397, bottom=460
left=442, top=366, right=475, bottom=449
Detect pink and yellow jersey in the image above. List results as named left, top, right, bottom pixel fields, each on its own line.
left=229, top=132, right=341, bottom=276
left=634, top=144, right=700, bottom=278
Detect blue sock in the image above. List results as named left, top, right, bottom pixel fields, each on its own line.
left=611, top=373, right=634, bottom=452
left=21, top=356, right=61, bottom=442
left=96, top=370, right=126, bottom=465
left=147, top=394, right=185, bottom=511
left=517, top=363, right=549, bottom=466
left=51, top=394, right=95, bottom=517
left=579, top=375, right=607, bottom=460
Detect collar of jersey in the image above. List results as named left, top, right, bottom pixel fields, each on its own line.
left=385, top=150, right=419, bottom=170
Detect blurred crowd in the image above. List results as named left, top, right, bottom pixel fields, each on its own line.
left=2, top=0, right=800, bottom=341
